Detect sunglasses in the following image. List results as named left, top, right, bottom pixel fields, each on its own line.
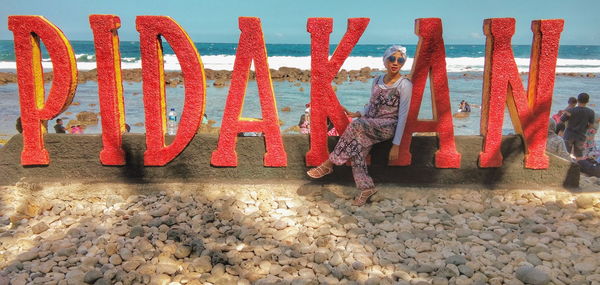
left=387, top=55, right=406, bottom=64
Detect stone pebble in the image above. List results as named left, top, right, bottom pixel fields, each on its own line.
left=1, top=184, right=600, bottom=284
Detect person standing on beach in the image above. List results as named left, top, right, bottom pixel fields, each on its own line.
left=15, top=117, right=22, bottom=133
left=560, top=93, right=595, bottom=160
left=306, top=45, right=412, bottom=206
left=54, top=119, right=66, bottom=134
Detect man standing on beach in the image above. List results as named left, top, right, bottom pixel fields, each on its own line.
left=54, top=118, right=66, bottom=134
left=561, top=92, right=595, bottom=160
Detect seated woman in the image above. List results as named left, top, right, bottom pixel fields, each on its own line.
left=546, top=118, right=571, bottom=161
left=306, top=45, right=412, bottom=206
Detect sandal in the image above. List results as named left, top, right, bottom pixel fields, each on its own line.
left=307, top=164, right=333, bottom=179
left=352, top=188, right=378, bottom=206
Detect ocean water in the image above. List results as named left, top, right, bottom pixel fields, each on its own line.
left=1, top=41, right=600, bottom=72
left=0, top=41, right=599, bottom=146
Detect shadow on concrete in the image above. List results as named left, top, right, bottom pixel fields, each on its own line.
left=0, top=134, right=579, bottom=190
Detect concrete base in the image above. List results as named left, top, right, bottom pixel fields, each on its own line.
left=0, top=134, right=579, bottom=189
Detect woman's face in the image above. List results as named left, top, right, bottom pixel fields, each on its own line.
left=385, top=51, right=406, bottom=75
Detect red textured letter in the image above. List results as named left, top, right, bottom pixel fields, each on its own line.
left=136, top=16, right=206, bottom=166
left=305, top=18, right=370, bottom=166
left=479, top=18, right=563, bottom=169
left=393, top=18, right=461, bottom=168
left=211, top=17, right=286, bottom=167
left=90, top=15, right=126, bottom=165
left=8, top=16, right=77, bottom=165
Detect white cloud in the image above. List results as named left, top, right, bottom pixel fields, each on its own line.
left=470, top=32, right=484, bottom=40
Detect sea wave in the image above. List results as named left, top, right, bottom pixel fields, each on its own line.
left=2, top=55, right=600, bottom=73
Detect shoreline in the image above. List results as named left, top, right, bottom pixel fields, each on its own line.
left=0, top=68, right=597, bottom=87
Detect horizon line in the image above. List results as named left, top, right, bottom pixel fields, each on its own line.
left=0, top=39, right=598, bottom=46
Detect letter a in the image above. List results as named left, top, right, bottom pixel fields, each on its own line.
left=479, top=18, right=563, bottom=169
left=8, top=16, right=78, bottom=165
left=393, top=18, right=461, bottom=168
left=211, top=17, right=287, bottom=167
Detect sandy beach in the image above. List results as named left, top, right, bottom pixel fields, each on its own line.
left=1, top=180, right=600, bottom=284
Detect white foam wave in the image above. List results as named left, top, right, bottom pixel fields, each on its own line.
left=1, top=56, right=599, bottom=74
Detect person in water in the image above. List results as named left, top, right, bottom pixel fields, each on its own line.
left=458, top=100, right=471, bottom=112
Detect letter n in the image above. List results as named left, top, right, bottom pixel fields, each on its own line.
left=8, top=16, right=78, bottom=165
left=136, top=16, right=206, bottom=166
left=479, top=18, right=563, bottom=169
left=211, top=17, right=287, bottom=167
left=393, top=18, right=461, bottom=168
left=90, top=15, right=127, bottom=165
left=305, top=18, right=369, bottom=166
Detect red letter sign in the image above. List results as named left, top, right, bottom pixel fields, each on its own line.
left=393, top=18, right=461, bottom=168
left=136, top=16, right=206, bottom=166
left=90, top=15, right=126, bottom=165
left=8, top=16, right=78, bottom=165
left=305, top=18, right=370, bottom=166
left=211, top=17, right=287, bottom=167
left=479, top=18, right=563, bottom=169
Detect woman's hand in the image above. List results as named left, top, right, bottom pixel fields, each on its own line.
left=388, top=144, right=399, bottom=161
left=342, top=106, right=361, bottom=118
left=346, top=111, right=361, bottom=118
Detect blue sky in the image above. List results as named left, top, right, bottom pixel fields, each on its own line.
left=1, top=0, right=599, bottom=45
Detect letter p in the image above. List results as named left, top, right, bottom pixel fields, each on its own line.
left=8, top=16, right=78, bottom=165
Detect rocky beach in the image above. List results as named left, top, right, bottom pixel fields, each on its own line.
left=1, top=178, right=600, bottom=285
left=0, top=69, right=596, bottom=88
left=0, top=67, right=378, bottom=88
left=0, top=67, right=597, bottom=140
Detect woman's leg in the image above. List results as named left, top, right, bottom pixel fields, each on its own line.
left=329, top=120, right=366, bottom=165
left=307, top=120, right=363, bottom=179
left=330, top=120, right=378, bottom=196
left=347, top=144, right=378, bottom=206
left=350, top=144, right=375, bottom=190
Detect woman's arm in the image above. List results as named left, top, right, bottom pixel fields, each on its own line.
left=392, top=78, right=412, bottom=146
left=389, top=78, right=412, bottom=161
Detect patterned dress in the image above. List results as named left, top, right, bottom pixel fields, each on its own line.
left=329, top=75, right=412, bottom=190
